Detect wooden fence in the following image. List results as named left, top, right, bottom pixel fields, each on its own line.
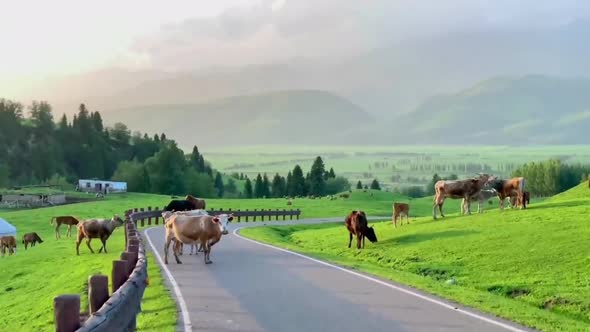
left=128, top=207, right=302, bottom=227
left=53, top=211, right=147, bottom=332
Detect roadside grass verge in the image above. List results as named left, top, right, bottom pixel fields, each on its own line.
left=240, top=183, right=590, bottom=332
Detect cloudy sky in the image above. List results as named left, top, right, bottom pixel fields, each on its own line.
left=1, top=0, right=588, bottom=97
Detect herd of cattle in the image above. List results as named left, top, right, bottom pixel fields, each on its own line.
left=0, top=175, right=531, bottom=257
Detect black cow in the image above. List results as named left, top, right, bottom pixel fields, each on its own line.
left=164, top=200, right=195, bottom=212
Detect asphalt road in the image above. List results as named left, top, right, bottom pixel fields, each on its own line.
left=143, top=217, right=535, bottom=332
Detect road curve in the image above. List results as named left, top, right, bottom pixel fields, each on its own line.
left=143, top=217, right=535, bottom=332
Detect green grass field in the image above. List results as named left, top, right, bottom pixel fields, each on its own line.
left=202, top=145, right=590, bottom=190
left=0, top=193, right=177, bottom=332
left=240, top=182, right=590, bottom=332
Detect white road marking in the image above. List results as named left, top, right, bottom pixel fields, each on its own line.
left=233, top=226, right=531, bottom=332
left=144, top=227, right=192, bottom=332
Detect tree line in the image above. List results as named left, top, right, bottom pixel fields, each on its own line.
left=511, top=159, right=590, bottom=197
left=241, top=157, right=351, bottom=198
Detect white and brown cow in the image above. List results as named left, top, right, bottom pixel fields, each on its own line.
left=433, top=174, right=496, bottom=219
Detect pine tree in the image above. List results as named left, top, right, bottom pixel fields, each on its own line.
left=356, top=180, right=362, bottom=189
left=370, top=179, right=381, bottom=190
left=309, top=156, right=326, bottom=195
left=291, top=165, right=306, bottom=196
left=254, top=173, right=264, bottom=198
left=262, top=173, right=271, bottom=197
left=244, top=178, right=253, bottom=198
left=328, top=167, right=336, bottom=178
left=214, top=172, right=224, bottom=197
left=160, top=133, right=167, bottom=141
left=271, top=173, right=286, bottom=197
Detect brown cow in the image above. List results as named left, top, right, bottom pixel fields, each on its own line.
left=164, top=213, right=232, bottom=264
left=185, top=195, right=206, bottom=209
left=488, top=177, right=526, bottom=210
left=345, top=211, right=377, bottom=249
left=392, top=203, right=410, bottom=228
left=22, top=232, right=44, bottom=249
left=433, top=174, right=496, bottom=219
left=51, top=216, right=81, bottom=239
left=76, top=216, right=124, bottom=255
left=1, top=236, right=17, bottom=256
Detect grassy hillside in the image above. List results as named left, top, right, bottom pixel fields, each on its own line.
left=0, top=193, right=177, bottom=332
left=241, top=182, right=590, bottom=332
left=103, top=90, right=374, bottom=147
left=394, top=75, right=590, bottom=144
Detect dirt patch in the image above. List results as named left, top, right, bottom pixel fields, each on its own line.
left=487, top=285, right=530, bottom=298
left=542, top=297, right=572, bottom=310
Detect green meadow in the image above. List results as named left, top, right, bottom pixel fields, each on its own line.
left=241, top=183, right=590, bottom=332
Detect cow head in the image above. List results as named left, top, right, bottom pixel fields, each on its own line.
left=212, top=214, right=234, bottom=235
left=365, top=226, right=378, bottom=243
left=111, top=215, right=124, bottom=227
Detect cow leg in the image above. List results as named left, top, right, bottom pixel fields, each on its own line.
left=164, top=235, right=172, bottom=264
left=362, top=235, right=366, bottom=249
left=204, top=243, right=212, bottom=264
left=67, top=225, right=73, bottom=238
left=86, top=239, right=95, bottom=254
left=55, top=224, right=61, bottom=240
left=348, top=232, right=353, bottom=248
left=75, top=234, right=84, bottom=255
left=356, top=234, right=362, bottom=249
left=99, top=237, right=107, bottom=253
left=405, top=214, right=410, bottom=225
left=393, top=215, right=397, bottom=228
left=439, top=202, right=445, bottom=218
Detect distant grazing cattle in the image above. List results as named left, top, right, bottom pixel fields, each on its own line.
left=345, top=210, right=377, bottom=249
left=185, top=195, right=206, bottom=209
left=76, top=216, right=124, bottom=255
left=433, top=174, right=496, bottom=219
left=51, top=215, right=81, bottom=239
left=287, top=199, right=293, bottom=206
left=462, top=189, right=498, bottom=214
left=164, top=213, right=233, bottom=264
left=1, top=236, right=17, bottom=256
left=488, top=177, right=526, bottom=210
left=22, top=232, right=43, bottom=249
left=339, top=193, right=350, bottom=199
left=392, top=203, right=410, bottom=228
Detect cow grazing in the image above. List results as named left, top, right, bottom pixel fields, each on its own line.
left=461, top=189, right=498, bottom=214
left=22, top=232, right=43, bottom=249
left=51, top=215, right=81, bottom=239
left=345, top=210, right=377, bottom=249
left=433, top=174, right=496, bottom=219
left=488, top=177, right=526, bottom=210
left=392, top=203, right=410, bottom=228
left=164, top=213, right=233, bottom=264
left=185, top=195, right=206, bottom=209
left=1, top=236, right=17, bottom=256
left=76, top=216, right=124, bottom=255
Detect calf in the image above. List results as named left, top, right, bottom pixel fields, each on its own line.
left=76, top=216, right=124, bottom=255
left=345, top=210, right=377, bottom=249
left=461, top=189, right=497, bottom=214
left=392, top=202, right=410, bottom=228
left=0, top=236, right=17, bottom=256
left=509, top=190, right=530, bottom=209
left=51, top=215, right=81, bottom=239
left=433, top=174, right=496, bottom=219
left=22, top=232, right=43, bottom=249
left=164, top=213, right=233, bottom=264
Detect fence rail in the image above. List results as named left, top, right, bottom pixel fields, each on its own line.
left=54, top=210, right=147, bottom=332
left=128, top=207, right=302, bottom=227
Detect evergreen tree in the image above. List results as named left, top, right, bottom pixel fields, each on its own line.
left=214, top=172, right=224, bottom=197
left=224, top=178, right=238, bottom=195
left=271, top=173, right=286, bottom=197
left=160, top=133, right=167, bottom=141
left=356, top=180, right=362, bottom=189
left=427, top=173, right=442, bottom=195
left=262, top=173, right=271, bottom=197
left=328, top=167, right=336, bottom=178
left=309, top=156, right=326, bottom=195
left=291, top=165, right=306, bottom=196
left=254, top=173, right=264, bottom=198
left=370, top=178, right=381, bottom=190
left=244, top=178, right=253, bottom=198
left=286, top=171, right=293, bottom=196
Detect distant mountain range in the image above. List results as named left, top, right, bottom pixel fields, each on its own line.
left=104, top=90, right=375, bottom=147
left=100, top=75, right=590, bottom=146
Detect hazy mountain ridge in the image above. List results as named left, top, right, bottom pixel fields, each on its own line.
left=103, top=90, right=376, bottom=148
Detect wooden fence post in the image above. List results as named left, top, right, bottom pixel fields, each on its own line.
left=112, top=260, right=128, bottom=293
left=155, top=206, right=159, bottom=225
left=237, top=209, right=241, bottom=222
left=133, top=208, right=138, bottom=227
left=275, top=209, right=279, bottom=221
left=245, top=209, right=249, bottom=222
left=54, top=295, right=80, bottom=332
left=147, top=206, right=152, bottom=225
left=140, top=208, right=145, bottom=227
left=128, top=244, right=139, bottom=254
left=297, top=209, right=300, bottom=220
left=253, top=209, right=257, bottom=222
left=88, top=275, right=109, bottom=315
left=121, top=252, right=137, bottom=275
left=283, top=209, right=286, bottom=221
